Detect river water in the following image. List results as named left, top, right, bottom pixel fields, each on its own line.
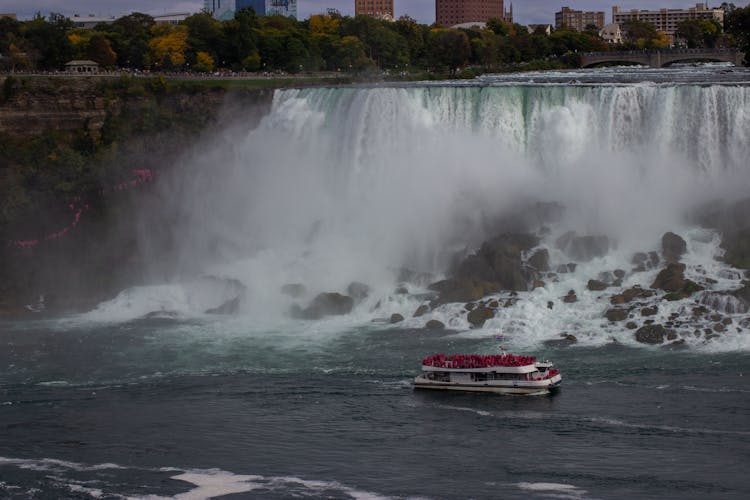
left=2, top=65, right=750, bottom=499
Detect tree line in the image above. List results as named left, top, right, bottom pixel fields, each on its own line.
left=1, top=6, right=749, bottom=76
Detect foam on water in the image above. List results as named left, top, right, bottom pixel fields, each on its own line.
left=0, top=457, right=398, bottom=500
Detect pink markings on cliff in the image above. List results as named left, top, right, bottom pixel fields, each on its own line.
left=7, top=169, right=155, bottom=249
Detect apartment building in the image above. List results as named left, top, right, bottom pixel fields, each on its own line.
left=612, top=3, right=724, bottom=39
left=555, top=6, right=605, bottom=32
left=355, top=0, right=395, bottom=20
left=435, top=0, right=512, bottom=28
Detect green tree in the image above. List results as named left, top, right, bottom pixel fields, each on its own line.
left=87, top=34, right=117, bottom=68
left=676, top=19, right=721, bottom=48
left=221, top=8, right=259, bottom=69
left=725, top=5, right=750, bottom=64
left=103, top=13, right=155, bottom=68
left=19, top=13, right=73, bottom=69
left=428, top=29, right=470, bottom=75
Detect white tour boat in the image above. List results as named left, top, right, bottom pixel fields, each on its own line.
left=414, top=353, right=562, bottom=395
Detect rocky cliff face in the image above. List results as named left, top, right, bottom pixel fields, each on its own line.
left=0, top=76, right=273, bottom=138
left=0, top=75, right=275, bottom=316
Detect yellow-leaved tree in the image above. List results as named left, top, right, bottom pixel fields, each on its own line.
left=193, top=51, right=215, bottom=72
left=148, top=24, right=188, bottom=69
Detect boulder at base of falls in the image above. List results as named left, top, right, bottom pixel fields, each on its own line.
left=425, top=319, right=445, bottom=330
left=641, top=306, right=658, bottom=317
left=556, top=232, right=611, bottom=262
left=413, top=304, right=430, bottom=317
left=632, top=251, right=660, bottom=272
left=347, top=282, right=370, bottom=302
left=563, top=290, right=577, bottom=303
left=292, top=292, right=354, bottom=320
left=635, top=324, right=669, bottom=344
left=544, top=333, right=578, bottom=347
left=205, top=296, right=241, bottom=315
left=605, top=308, right=629, bottom=322
left=467, top=305, right=494, bottom=328
left=587, top=279, right=608, bottom=291
left=651, top=263, right=704, bottom=298
left=428, top=278, right=495, bottom=305
left=527, top=248, right=550, bottom=272
left=662, top=232, right=687, bottom=264
left=720, top=228, right=750, bottom=270
left=429, top=233, right=540, bottom=305
left=390, top=313, right=404, bottom=324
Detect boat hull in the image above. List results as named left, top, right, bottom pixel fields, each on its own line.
left=414, top=376, right=561, bottom=395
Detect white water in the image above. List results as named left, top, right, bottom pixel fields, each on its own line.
left=85, top=77, right=750, bottom=349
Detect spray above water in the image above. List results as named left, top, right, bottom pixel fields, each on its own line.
left=88, top=76, right=750, bottom=349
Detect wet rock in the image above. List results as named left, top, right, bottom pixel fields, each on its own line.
left=425, top=319, right=445, bottom=330
left=587, top=279, right=608, bottom=291
left=544, top=333, right=578, bottom=347
left=667, top=331, right=678, bottom=341
left=347, top=282, right=371, bottom=302
left=467, top=305, right=495, bottom=328
left=390, top=313, right=404, bottom=324
left=720, top=227, right=750, bottom=270
left=626, top=321, right=638, bottom=330
left=532, top=280, right=546, bottom=289
left=486, top=300, right=498, bottom=309
left=635, top=324, right=668, bottom=344
left=722, top=317, right=733, bottom=325
left=713, top=323, right=726, bottom=332
left=547, top=301, right=554, bottom=310
left=556, top=232, right=611, bottom=262
left=641, top=306, right=658, bottom=317
left=567, top=263, right=577, bottom=273
left=614, top=269, right=626, bottom=279
left=563, top=290, right=578, bottom=303
left=662, top=232, right=687, bottom=264
left=606, top=308, right=629, bottom=322
left=556, top=264, right=570, bottom=274
left=692, top=306, right=709, bottom=316
left=464, top=303, right=476, bottom=311
left=205, top=296, right=240, bottom=315
left=413, top=305, right=430, bottom=317
left=527, top=248, right=550, bottom=272
left=281, top=283, right=306, bottom=298
left=294, top=292, right=354, bottom=319
left=611, top=286, right=648, bottom=305
left=651, top=263, right=704, bottom=298
left=394, top=285, right=409, bottom=295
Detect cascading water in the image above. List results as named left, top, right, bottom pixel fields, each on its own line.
left=88, top=70, right=750, bottom=350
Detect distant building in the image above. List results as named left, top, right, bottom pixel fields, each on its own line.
left=154, top=13, right=191, bottom=25
left=612, top=3, right=724, bottom=40
left=70, top=14, right=116, bottom=29
left=206, top=0, right=297, bottom=20
left=436, top=0, right=512, bottom=28
left=599, top=23, right=623, bottom=44
left=555, top=6, right=605, bottom=32
left=65, top=60, right=99, bottom=73
left=0, top=13, right=17, bottom=20
left=527, top=24, right=553, bottom=36
left=354, top=0, right=394, bottom=20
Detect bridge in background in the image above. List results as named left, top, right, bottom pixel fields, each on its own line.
left=580, top=48, right=745, bottom=68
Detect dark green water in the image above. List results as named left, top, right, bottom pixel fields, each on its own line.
left=1, top=318, right=749, bottom=499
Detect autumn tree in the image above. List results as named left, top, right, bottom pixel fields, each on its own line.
left=88, top=34, right=117, bottom=68
left=148, top=24, right=188, bottom=69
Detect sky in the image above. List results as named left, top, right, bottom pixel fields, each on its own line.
left=2, top=1, right=748, bottom=26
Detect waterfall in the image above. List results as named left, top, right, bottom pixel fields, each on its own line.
left=87, top=78, right=750, bottom=345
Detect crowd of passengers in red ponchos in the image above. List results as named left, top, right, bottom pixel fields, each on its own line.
left=422, top=353, right=537, bottom=369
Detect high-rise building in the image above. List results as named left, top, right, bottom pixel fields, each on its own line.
left=612, top=3, right=724, bottom=40
left=354, top=1, right=394, bottom=20
left=554, top=6, right=605, bottom=32
left=435, top=0, right=512, bottom=28
left=205, top=0, right=298, bottom=20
